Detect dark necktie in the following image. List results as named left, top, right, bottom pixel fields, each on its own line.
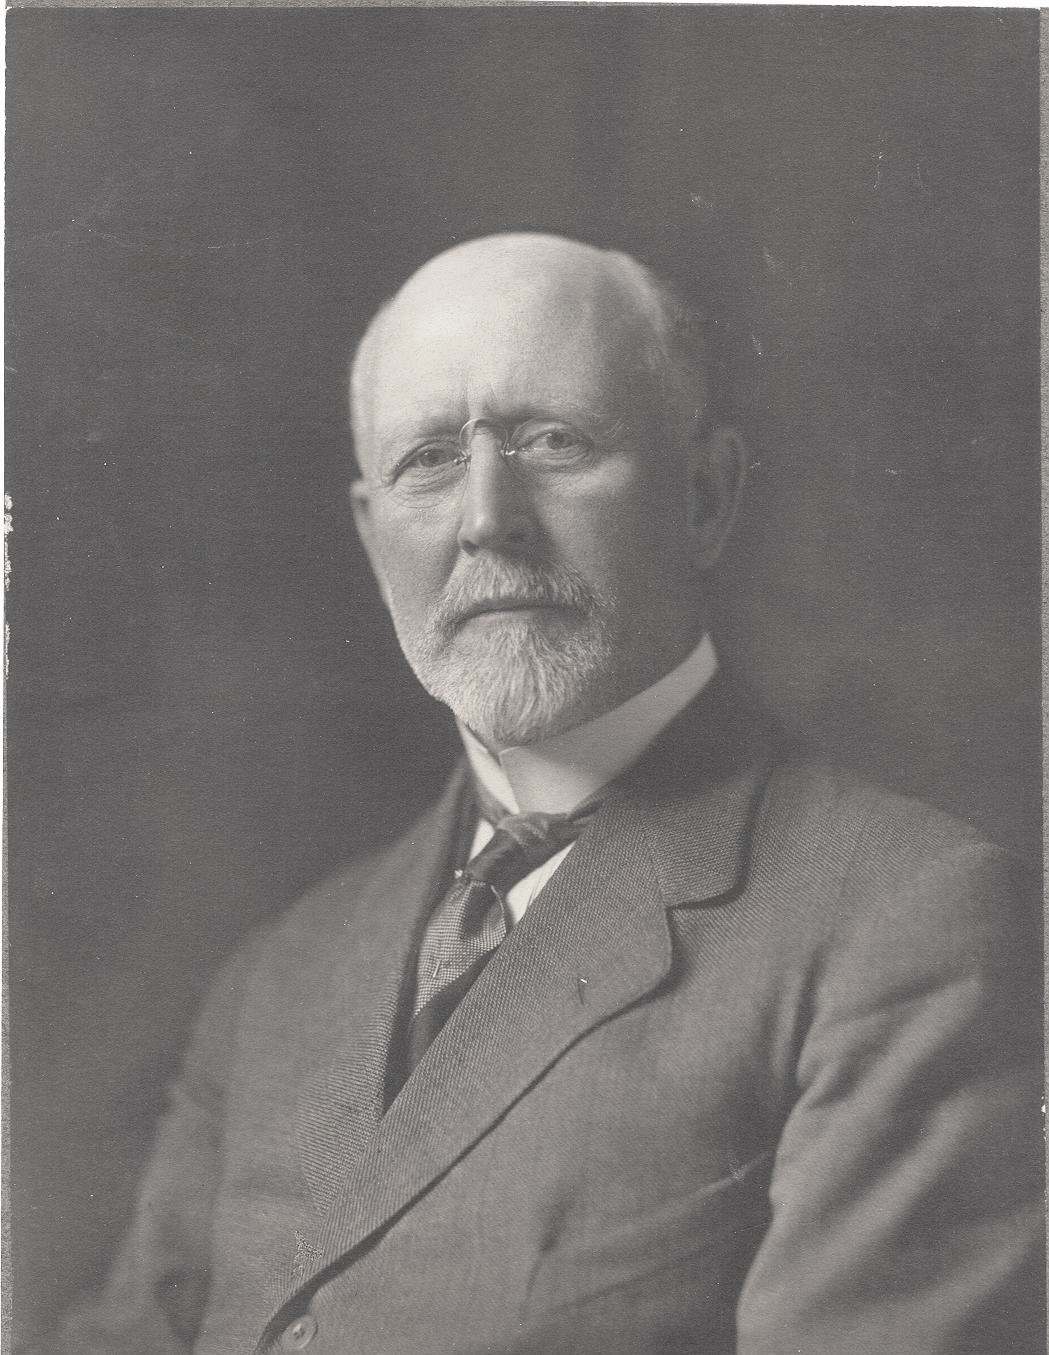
left=403, top=808, right=590, bottom=1078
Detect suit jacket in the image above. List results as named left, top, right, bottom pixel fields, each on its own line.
left=58, top=678, right=1043, bottom=1355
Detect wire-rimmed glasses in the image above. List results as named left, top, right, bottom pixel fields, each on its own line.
left=384, top=417, right=598, bottom=499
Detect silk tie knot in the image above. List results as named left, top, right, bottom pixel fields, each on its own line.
left=462, top=810, right=578, bottom=897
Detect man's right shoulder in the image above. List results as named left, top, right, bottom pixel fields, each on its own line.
left=256, top=826, right=423, bottom=967
left=184, top=819, right=426, bottom=1080
left=216, top=780, right=461, bottom=1010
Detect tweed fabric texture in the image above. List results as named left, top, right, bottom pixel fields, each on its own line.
left=51, top=675, right=1045, bottom=1355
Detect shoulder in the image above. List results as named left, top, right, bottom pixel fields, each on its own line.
left=651, top=674, right=1030, bottom=907
left=176, top=848, right=387, bottom=1051
left=755, top=757, right=1025, bottom=879
left=176, top=833, right=415, bottom=1090
left=206, top=765, right=467, bottom=1010
left=747, top=758, right=1038, bottom=993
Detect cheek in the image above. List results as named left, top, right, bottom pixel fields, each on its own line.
left=370, top=510, right=456, bottom=604
left=544, top=467, right=691, bottom=592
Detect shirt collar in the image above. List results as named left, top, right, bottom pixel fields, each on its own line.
left=458, top=633, right=718, bottom=817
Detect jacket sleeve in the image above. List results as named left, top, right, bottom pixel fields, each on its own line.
left=50, top=934, right=265, bottom=1355
left=736, top=824, right=1044, bottom=1354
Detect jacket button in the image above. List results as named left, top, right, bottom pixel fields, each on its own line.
left=281, top=1314, right=318, bottom=1350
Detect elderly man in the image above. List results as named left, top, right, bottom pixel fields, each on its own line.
left=59, top=235, right=1041, bottom=1354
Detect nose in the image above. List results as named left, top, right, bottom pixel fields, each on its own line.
left=455, top=437, right=537, bottom=556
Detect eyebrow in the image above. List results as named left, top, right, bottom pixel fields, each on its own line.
left=376, top=418, right=457, bottom=448
left=378, top=403, right=623, bottom=443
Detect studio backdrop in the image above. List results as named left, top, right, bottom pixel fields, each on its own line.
left=6, top=7, right=1040, bottom=1344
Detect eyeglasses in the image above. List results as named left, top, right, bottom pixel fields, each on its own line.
left=384, top=417, right=598, bottom=498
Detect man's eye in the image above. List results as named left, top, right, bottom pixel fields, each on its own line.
left=536, top=430, right=577, bottom=451
left=401, top=443, right=460, bottom=473
left=516, top=423, right=593, bottom=459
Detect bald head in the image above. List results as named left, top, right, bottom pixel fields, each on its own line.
left=350, top=233, right=709, bottom=466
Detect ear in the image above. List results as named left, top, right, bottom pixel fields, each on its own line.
left=684, top=425, right=747, bottom=570
left=349, top=478, right=394, bottom=610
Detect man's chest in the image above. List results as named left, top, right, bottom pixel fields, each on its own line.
left=198, top=887, right=805, bottom=1349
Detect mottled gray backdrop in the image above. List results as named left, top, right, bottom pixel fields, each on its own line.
left=7, top=7, right=1040, bottom=1346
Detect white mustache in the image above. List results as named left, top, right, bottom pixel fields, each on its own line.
left=431, top=560, right=598, bottom=635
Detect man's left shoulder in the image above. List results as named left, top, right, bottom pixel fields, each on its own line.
left=749, top=758, right=1036, bottom=944
left=759, top=757, right=1017, bottom=859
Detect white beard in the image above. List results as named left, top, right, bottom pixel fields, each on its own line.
left=413, top=614, right=621, bottom=748
left=386, top=559, right=623, bottom=748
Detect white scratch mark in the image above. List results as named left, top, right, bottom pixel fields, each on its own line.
left=874, top=151, right=884, bottom=189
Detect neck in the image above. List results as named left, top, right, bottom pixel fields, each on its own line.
left=458, top=633, right=719, bottom=816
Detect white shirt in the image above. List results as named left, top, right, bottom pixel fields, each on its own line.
left=457, top=633, right=718, bottom=923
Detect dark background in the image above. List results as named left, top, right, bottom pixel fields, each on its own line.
left=6, top=7, right=1040, bottom=1345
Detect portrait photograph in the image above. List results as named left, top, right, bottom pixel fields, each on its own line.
left=6, top=6, right=1042, bottom=1352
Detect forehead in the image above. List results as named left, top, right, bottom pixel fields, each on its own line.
left=355, top=255, right=654, bottom=452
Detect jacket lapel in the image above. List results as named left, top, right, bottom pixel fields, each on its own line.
left=295, top=763, right=473, bottom=1214
left=282, top=676, right=779, bottom=1305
